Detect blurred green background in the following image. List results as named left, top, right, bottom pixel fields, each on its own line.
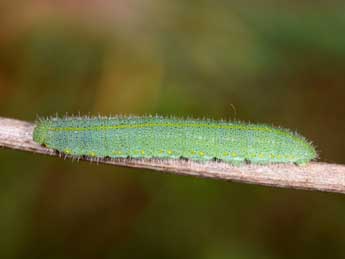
left=1, top=1, right=345, bottom=258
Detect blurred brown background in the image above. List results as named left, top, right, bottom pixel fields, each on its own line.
left=0, top=1, right=345, bottom=258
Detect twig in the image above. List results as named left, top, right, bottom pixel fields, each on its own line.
left=0, top=117, right=344, bottom=194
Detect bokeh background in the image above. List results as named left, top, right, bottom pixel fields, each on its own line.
left=1, top=1, right=345, bottom=258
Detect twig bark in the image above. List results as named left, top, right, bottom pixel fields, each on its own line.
left=0, top=117, right=344, bottom=194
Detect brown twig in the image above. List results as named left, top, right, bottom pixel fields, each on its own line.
left=1, top=117, right=344, bottom=194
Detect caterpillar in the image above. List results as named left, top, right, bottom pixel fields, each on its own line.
left=33, top=115, right=317, bottom=165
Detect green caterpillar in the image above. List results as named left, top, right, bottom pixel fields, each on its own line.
left=33, top=115, right=317, bottom=165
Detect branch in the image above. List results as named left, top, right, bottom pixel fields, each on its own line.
left=1, top=117, right=345, bottom=194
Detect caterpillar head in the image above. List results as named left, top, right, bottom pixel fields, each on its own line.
left=33, top=120, right=50, bottom=145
